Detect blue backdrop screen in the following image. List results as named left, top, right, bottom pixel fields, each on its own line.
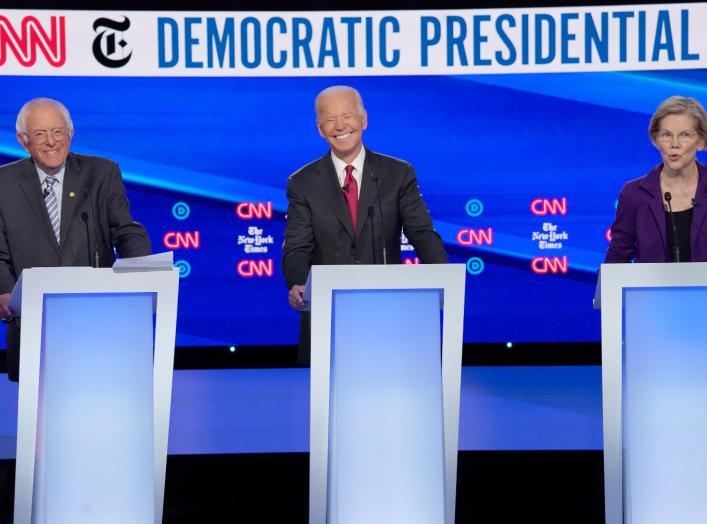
left=1, top=71, right=706, bottom=346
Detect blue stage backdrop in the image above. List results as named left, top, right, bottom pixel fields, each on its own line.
left=1, top=6, right=706, bottom=348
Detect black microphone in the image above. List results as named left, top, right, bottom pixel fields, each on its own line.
left=342, top=183, right=350, bottom=193
left=367, top=206, right=376, bottom=264
left=84, top=190, right=100, bottom=268
left=692, top=198, right=699, bottom=207
left=664, top=192, right=681, bottom=262
left=81, top=212, right=92, bottom=267
left=370, top=172, right=387, bottom=264
left=42, top=185, right=51, bottom=198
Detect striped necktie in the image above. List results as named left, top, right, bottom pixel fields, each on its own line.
left=43, top=176, right=60, bottom=243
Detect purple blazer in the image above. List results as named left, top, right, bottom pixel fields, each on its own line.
left=605, top=162, right=707, bottom=263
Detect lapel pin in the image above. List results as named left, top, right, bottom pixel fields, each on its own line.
left=69, top=192, right=76, bottom=198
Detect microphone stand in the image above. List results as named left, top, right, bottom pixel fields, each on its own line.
left=664, top=192, right=681, bottom=262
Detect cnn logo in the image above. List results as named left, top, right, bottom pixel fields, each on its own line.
left=236, top=202, right=272, bottom=219
left=0, top=16, right=65, bottom=67
left=456, top=228, right=493, bottom=246
left=530, top=198, right=567, bottom=216
left=531, top=256, right=568, bottom=274
left=237, top=260, right=273, bottom=277
left=163, top=231, right=200, bottom=249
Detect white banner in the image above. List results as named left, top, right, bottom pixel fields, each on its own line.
left=0, top=4, right=705, bottom=76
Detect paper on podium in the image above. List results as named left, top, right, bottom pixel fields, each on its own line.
left=113, top=251, right=174, bottom=272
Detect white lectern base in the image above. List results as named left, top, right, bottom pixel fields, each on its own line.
left=13, top=267, right=178, bottom=524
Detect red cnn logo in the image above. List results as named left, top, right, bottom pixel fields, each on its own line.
left=236, top=202, right=272, bottom=219
left=404, top=257, right=420, bottom=264
left=456, top=228, right=493, bottom=246
left=0, top=16, right=66, bottom=67
left=163, top=231, right=201, bottom=249
left=530, top=198, right=567, bottom=216
left=531, top=256, right=568, bottom=274
left=237, top=259, right=273, bottom=277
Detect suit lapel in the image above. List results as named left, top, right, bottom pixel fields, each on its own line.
left=60, top=155, right=83, bottom=247
left=18, top=160, right=61, bottom=254
left=691, top=163, right=707, bottom=247
left=639, top=166, right=667, bottom=252
left=355, top=150, right=378, bottom=239
left=315, top=154, right=355, bottom=241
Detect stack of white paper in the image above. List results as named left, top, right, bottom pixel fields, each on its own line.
left=112, top=251, right=174, bottom=272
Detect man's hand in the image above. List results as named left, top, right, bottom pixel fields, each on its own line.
left=0, top=293, right=13, bottom=321
left=288, top=285, right=306, bottom=311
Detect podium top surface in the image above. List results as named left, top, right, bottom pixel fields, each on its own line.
left=600, top=262, right=707, bottom=288
left=303, top=264, right=466, bottom=310
left=307, top=264, right=466, bottom=289
left=305, top=264, right=465, bottom=290
left=10, top=267, right=179, bottom=315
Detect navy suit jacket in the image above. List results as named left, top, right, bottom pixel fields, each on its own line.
left=282, top=148, right=447, bottom=363
left=605, top=162, right=707, bottom=263
left=0, top=153, right=151, bottom=381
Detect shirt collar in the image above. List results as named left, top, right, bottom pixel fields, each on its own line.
left=331, top=147, right=366, bottom=184
left=35, top=163, right=66, bottom=187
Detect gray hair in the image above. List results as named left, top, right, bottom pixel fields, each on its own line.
left=314, top=86, right=365, bottom=122
left=16, top=97, right=74, bottom=137
left=649, top=95, right=707, bottom=144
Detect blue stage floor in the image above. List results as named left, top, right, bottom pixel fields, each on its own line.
left=0, top=365, right=602, bottom=458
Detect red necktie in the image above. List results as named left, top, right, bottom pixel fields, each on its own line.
left=343, top=164, right=358, bottom=230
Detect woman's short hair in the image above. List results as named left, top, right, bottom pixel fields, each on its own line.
left=648, top=96, right=707, bottom=144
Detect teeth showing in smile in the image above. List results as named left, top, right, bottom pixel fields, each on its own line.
left=335, top=132, right=352, bottom=140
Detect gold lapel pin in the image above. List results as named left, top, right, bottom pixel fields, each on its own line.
left=69, top=192, right=75, bottom=198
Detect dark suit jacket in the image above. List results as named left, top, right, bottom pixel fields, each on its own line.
left=605, top=162, right=707, bottom=263
left=282, top=148, right=447, bottom=364
left=0, top=153, right=151, bottom=381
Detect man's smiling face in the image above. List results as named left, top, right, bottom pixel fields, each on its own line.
left=18, top=101, right=73, bottom=176
left=316, top=88, right=367, bottom=164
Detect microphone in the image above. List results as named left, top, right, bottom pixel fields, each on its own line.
left=692, top=198, right=699, bottom=207
left=81, top=212, right=92, bottom=267
left=367, top=206, right=376, bottom=264
left=342, top=183, right=350, bottom=193
left=370, top=173, right=387, bottom=264
left=84, top=190, right=100, bottom=268
left=664, top=192, right=681, bottom=262
left=42, top=185, right=51, bottom=198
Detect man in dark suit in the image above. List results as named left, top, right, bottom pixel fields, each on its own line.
left=0, top=97, right=151, bottom=382
left=282, top=86, right=447, bottom=364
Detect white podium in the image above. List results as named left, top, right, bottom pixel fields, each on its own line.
left=601, top=262, right=707, bottom=524
left=11, top=267, right=179, bottom=524
left=305, top=264, right=465, bottom=524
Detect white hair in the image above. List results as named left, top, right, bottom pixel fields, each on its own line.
left=16, top=97, right=74, bottom=137
left=315, top=86, right=365, bottom=122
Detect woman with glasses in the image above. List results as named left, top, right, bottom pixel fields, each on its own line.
left=605, top=96, right=707, bottom=263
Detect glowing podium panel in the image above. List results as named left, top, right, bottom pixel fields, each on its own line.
left=305, top=264, right=465, bottom=524
left=11, top=267, right=179, bottom=524
left=601, top=263, right=707, bottom=524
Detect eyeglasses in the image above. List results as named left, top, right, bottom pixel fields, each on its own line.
left=657, top=130, right=699, bottom=143
left=26, top=128, right=69, bottom=144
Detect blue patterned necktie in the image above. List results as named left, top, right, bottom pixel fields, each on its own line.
left=43, top=176, right=60, bottom=243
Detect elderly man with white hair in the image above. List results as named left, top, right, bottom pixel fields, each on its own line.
left=0, top=97, right=151, bottom=382
left=282, top=86, right=447, bottom=365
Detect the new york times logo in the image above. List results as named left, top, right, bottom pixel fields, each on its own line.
left=92, top=17, right=132, bottom=68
